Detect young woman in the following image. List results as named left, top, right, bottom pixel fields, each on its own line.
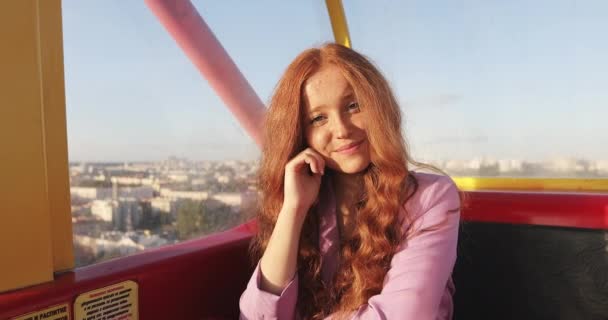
left=239, top=43, right=461, bottom=320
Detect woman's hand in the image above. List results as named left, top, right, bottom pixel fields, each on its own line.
left=283, top=148, right=325, bottom=216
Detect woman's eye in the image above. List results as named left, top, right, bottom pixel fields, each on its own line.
left=347, top=102, right=360, bottom=112
left=310, top=115, right=326, bottom=125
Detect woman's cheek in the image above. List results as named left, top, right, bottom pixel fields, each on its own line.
left=315, top=133, right=331, bottom=157
left=305, top=129, right=318, bottom=149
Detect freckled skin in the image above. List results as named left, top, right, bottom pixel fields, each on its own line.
left=302, top=65, right=371, bottom=174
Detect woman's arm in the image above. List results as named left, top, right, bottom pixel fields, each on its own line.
left=259, top=205, right=307, bottom=294
left=239, top=206, right=305, bottom=320
left=261, top=147, right=325, bottom=293
left=240, top=148, right=325, bottom=319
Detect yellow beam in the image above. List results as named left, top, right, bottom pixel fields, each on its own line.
left=39, top=0, right=74, bottom=273
left=0, top=0, right=72, bottom=293
left=325, top=0, right=351, bottom=47
left=0, top=0, right=54, bottom=292
left=453, top=177, right=608, bottom=193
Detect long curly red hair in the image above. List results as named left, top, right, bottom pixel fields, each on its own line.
left=251, top=43, right=420, bottom=319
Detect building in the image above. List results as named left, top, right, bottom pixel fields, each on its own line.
left=159, top=188, right=208, bottom=201
left=151, top=197, right=177, bottom=220
left=91, top=200, right=114, bottom=222
left=113, top=199, right=143, bottom=232
left=71, top=187, right=112, bottom=200
left=212, top=192, right=241, bottom=207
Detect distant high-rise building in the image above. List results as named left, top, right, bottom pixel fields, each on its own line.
left=113, top=199, right=143, bottom=232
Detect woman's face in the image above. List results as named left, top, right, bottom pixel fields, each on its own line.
left=302, top=65, right=371, bottom=174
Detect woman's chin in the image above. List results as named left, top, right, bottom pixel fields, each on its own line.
left=330, top=158, right=371, bottom=174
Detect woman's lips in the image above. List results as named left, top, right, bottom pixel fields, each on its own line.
left=335, top=140, right=363, bottom=154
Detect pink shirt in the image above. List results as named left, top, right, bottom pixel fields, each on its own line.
left=240, top=172, right=461, bottom=319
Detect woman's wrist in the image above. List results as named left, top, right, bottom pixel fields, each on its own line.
left=259, top=205, right=307, bottom=294
left=280, top=203, right=309, bottom=226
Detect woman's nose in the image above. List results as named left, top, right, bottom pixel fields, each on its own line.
left=333, top=115, right=352, bottom=139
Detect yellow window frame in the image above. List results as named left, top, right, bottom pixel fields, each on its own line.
left=0, top=0, right=72, bottom=293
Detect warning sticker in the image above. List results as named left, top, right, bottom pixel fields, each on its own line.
left=11, top=303, right=70, bottom=320
left=73, top=280, right=138, bottom=320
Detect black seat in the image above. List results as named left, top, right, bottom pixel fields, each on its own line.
left=453, top=222, right=608, bottom=320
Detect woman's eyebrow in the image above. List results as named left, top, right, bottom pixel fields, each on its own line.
left=341, top=91, right=355, bottom=101
left=308, top=104, right=327, bottom=114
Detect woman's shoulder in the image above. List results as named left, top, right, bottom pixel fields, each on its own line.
left=403, top=171, right=460, bottom=223
left=409, top=171, right=459, bottom=205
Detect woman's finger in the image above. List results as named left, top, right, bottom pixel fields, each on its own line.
left=307, top=155, right=320, bottom=174
left=287, top=152, right=315, bottom=174
left=303, top=149, right=325, bottom=174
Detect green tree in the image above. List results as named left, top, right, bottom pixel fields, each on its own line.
left=176, top=199, right=253, bottom=240
left=199, top=200, right=237, bottom=234
left=176, top=200, right=204, bottom=240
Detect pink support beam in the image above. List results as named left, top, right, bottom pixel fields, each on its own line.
left=145, top=0, right=265, bottom=147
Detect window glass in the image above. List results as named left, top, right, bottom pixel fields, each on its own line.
left=343, top=1, right=608, bottom=178
left=63, top=1, right=333, bottom=267
left=65, top=1, right=607, bottom=267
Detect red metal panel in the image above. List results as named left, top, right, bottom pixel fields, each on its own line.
left=461, top=191, right=608, bottom=230
left=0, top=229, right=253, bottom=319
left=1, top=191, right=606, bottom=319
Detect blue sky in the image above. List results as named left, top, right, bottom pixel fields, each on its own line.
left=62, top=1, right=607, bottom=162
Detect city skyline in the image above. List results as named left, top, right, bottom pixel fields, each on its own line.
left=68, top=153, right=606, bottom=267
left=62, top=1, right=608, bottom=162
